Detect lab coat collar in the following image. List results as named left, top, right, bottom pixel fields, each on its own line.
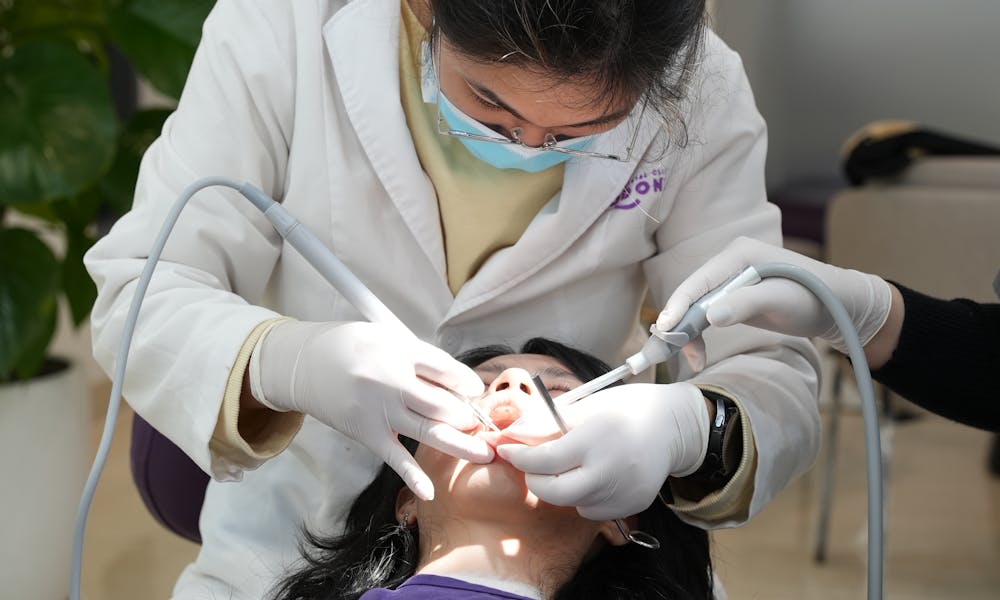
left=325, top=0, right=662, bottom=320
left=324, top=0, right=448, bottom=281
left=447, top=115, right=661, bottom=320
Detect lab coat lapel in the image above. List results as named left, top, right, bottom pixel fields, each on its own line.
left=324, top=0, right=447, bottom=280
left=326, top=1, right=659, bottom=320
left=448, top=121, right=659, bottom=320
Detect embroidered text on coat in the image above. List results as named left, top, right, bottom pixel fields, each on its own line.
left=611, top=168, right=666, bottom=210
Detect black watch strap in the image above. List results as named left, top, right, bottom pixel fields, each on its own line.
left=690, top=390, right=741, bottom=485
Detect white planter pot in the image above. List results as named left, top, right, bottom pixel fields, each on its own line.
left=0, top=359, right=90, bottom=600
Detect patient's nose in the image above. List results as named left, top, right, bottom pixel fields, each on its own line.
left=489, top=368, right=537, bottom=397
left=486, top=368, right=537, bottom=429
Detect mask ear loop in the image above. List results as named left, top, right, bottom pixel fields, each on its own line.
left=531, top=374, right=661, bottom=550
left=636, top=204, right=661, bottom=224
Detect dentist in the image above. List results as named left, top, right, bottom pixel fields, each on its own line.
left=85, top=1, right=820, bottom=597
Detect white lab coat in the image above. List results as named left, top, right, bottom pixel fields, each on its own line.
left=85, top=0, right=820, bottom=597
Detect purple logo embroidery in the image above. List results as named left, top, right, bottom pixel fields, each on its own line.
left=611, top=167, right=666, bottom=210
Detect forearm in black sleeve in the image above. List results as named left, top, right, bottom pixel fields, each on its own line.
left=870, top=283, right=1000, bottom=432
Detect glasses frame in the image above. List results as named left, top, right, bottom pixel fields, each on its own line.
left=431, top=37, right=646, bottom=163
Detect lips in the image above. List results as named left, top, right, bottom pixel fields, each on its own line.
left=473, top=393, right=529, bottom=452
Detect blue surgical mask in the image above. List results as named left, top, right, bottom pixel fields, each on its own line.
left=437, top=93, right=595, bottom=172
left=421, top=41, right=596, bottom=173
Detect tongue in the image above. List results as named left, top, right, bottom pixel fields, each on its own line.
left=490, top=404, right=522, bottom=430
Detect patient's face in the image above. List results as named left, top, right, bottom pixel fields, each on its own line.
left=470, top=353, right=581, bottom=440
left=411, top=353, right=585, bottom=524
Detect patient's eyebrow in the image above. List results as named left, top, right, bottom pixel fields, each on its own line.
left=474, top=361, right=578, bottom=383
left=473, top=362, right=508, bottom=375
left=536, top=366, right=578, bottom=381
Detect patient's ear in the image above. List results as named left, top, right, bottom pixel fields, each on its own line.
left=395, top=487, right=418, bottom=527
left=597, top=517, right=633, bottom=547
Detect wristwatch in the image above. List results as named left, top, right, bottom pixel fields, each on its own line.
left=690, top=390, right=741, bottom=485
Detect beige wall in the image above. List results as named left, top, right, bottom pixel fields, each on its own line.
left=713, top=0, right=1000, bottom=189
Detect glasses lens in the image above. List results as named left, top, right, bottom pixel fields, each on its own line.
left=433, top=42, right=640, bottom=161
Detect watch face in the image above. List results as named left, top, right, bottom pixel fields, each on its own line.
left=718, top=401, right=741, bottom=479
left=713, top=396, right=727, bottom=428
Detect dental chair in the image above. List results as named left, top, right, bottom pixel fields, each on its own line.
left=131, top=414, right=208, bottom=543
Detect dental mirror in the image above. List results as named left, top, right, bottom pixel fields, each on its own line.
left=531, top=374, right=662, bottom=550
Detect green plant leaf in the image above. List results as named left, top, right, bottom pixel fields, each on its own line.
left=11, top=304, right=57, bottom=380
left=99, top=108, right=172, bottom=215
left=0, top=40, right=119, bottom=205
left=62, top=227, right=98, bottom=327
left=10, top=201, right=60, bottom=223
left=0, top=228, right=61, bottom=381
left=107, top=0, right=214, bottom=99
left=50, top=185, right=99, bottom=327
left=52, top=185, right=103, bottom=231
left=0, top=0, right=108, bottom=61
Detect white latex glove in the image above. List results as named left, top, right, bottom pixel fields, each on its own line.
left=251, top=320, right=490, bottom=500
left=496, top=382, right=710, bottom=521
left=656, top=237, right=892, bottom=354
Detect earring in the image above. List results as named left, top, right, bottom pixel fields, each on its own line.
left=400, top=512, right=410, bottom=528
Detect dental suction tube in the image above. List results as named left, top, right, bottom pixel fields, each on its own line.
left=234, top=183, right=408, bottom=332
left=70, top=177, right=413, bottom=600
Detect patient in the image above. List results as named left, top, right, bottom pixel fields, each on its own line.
left=271, top=338, right=714, bottom=600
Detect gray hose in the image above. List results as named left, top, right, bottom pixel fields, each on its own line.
left=70, top=176, right=240, bottom=600
left=70, top=178, right=410, bottom=599
left=753, top=262, right=883, bottom=600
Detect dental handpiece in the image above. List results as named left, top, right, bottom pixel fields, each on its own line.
left=239, top=183, right=499, bottom=430
left=555, top=266, right=762, bottom=406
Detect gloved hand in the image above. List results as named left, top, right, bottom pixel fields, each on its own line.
left=496, top=382, right=710, bottom=520
left=656, top=237, right=892, bottom=354
left=250, top=320, right=490, bottom=500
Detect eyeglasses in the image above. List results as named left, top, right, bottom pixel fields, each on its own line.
left=431, top=38, right=646, bottom=163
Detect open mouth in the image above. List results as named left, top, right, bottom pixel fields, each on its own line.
left=475, top=393, right=560, bottom=451
left=488, top=400, right=523, bottom=430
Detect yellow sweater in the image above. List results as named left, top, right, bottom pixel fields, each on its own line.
left=397, top=0, right=564, bottom=294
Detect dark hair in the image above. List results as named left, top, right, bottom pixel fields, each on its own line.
left=430, top=0, right=707, bottom=145
left=271, top=338, right=713, bottom=600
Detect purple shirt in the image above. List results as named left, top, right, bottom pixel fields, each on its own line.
left=359, top=574, right=538, bottom=600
